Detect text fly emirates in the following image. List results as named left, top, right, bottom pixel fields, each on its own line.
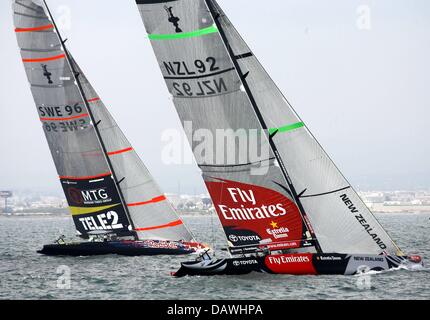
left=218, top=188, right=287, bottom=220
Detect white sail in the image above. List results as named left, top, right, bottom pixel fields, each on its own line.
left=137, top=0, right=403, bottom=255
left=209, top=0, right=403, bottom=255
left=136, top=0, right=317, bottom=252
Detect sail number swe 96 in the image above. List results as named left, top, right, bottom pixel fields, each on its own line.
left=44, top=120, right=87, bottom=133
left=39, top=103, right=88, bottom=132
left=163, top=57, right=229, bottom=97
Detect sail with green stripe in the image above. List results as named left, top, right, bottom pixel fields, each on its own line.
left=149, top=24, right=218, bottom=40
left=136, top=0, right=315, bottom=254
left=136, top=0, right=402, bottom=256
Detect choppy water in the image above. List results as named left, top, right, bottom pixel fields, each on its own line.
left=0, top=213, right=429, bottom=300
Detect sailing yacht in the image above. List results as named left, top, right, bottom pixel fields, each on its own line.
left=135, top=0, right=423, bottom=275
left=13, top=0, right=208, bottom=256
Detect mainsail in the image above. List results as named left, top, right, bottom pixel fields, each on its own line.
left=136, top=0, right=317, bottom=254
left=136, top=0, right=403, bottom=255
left=14, top=0, right=193, bottom=242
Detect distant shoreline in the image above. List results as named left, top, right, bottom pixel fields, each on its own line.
left=1, top=211, right=429, bottom=218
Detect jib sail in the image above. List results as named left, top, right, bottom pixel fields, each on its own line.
left=136, top=0, right=403, bottom=255
left=208, top=0, right=403, bottom=256
left=136, top=0, right=316, bottom=253
left=14, top=0, right=193, bottom=242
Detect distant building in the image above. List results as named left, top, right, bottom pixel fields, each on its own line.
left=0, top=191, right=13, bottom=214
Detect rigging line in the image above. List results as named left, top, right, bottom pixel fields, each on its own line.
left=272, top=182, right=293, bottom=201
left=41, top=0, right=138, bottom=239
left=164, top=67, right=235, bottom=80
left=206, top=0, right=323, bottom=253
left=299, top=186, right=351, bottom=199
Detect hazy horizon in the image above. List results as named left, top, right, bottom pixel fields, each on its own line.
left=1, top=0, right=429, bottom=195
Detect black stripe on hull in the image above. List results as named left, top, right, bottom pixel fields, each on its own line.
left=38, top=241, right=198, bottom=257
left=173, top=253, right=422, bottom=277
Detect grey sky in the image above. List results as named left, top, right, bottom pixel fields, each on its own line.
left=0, top=0, right=429, bottom=195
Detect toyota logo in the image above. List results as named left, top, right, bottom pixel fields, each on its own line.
left=233, top=261, right=240, bottom=267
left=229, top=235, right=238, bottom=242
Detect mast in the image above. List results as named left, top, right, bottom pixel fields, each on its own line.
left=205, top=0, right=322, bottom=253
left=42, top=0, right=137, bottom=239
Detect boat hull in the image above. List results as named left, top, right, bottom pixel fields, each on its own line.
left=173, top=253, right=423, bottom=277
left=38, top=240, right=206, bottom=257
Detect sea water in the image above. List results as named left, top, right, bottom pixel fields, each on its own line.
left=0, top=213, right=429, bottom=300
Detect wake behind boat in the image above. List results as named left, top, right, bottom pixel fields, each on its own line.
left=136, top=0, right=424, bottom=275
left=13, top=0, right=207, bottom=256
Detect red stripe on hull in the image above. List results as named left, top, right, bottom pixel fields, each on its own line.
left=264, top=254, right=317, bottom=275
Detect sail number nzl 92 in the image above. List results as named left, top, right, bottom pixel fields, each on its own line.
left=163, top=57, right=230, bottom=97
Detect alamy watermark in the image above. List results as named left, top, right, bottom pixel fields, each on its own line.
left=356, top=265, right=372, bottom=289
left=161, top=121, right=272, bottom=176
left=56, top=5, right=72, bottom=31
left=56, top=265, right=71, bottom=289
left=356, top=4, right=372, bottom=31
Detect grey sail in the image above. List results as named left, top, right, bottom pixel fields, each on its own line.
left=136, top=0, right=317, bottom=253
left=72, top=59, right=193, bottom=241
left=14, top=0, right=193, bottom=242
left=13, top=0, right=133, bottom=238
left=136, top=0, right=402, bottom=255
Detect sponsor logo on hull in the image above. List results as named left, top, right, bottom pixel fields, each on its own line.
left=232, top=259, right=259, bottom=267
left=265, top=254, right=316, bottom=275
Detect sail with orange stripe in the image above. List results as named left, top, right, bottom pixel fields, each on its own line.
left=13, top=0, right=193, bottom=242
left=72, top=55, right=193, bottom=241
